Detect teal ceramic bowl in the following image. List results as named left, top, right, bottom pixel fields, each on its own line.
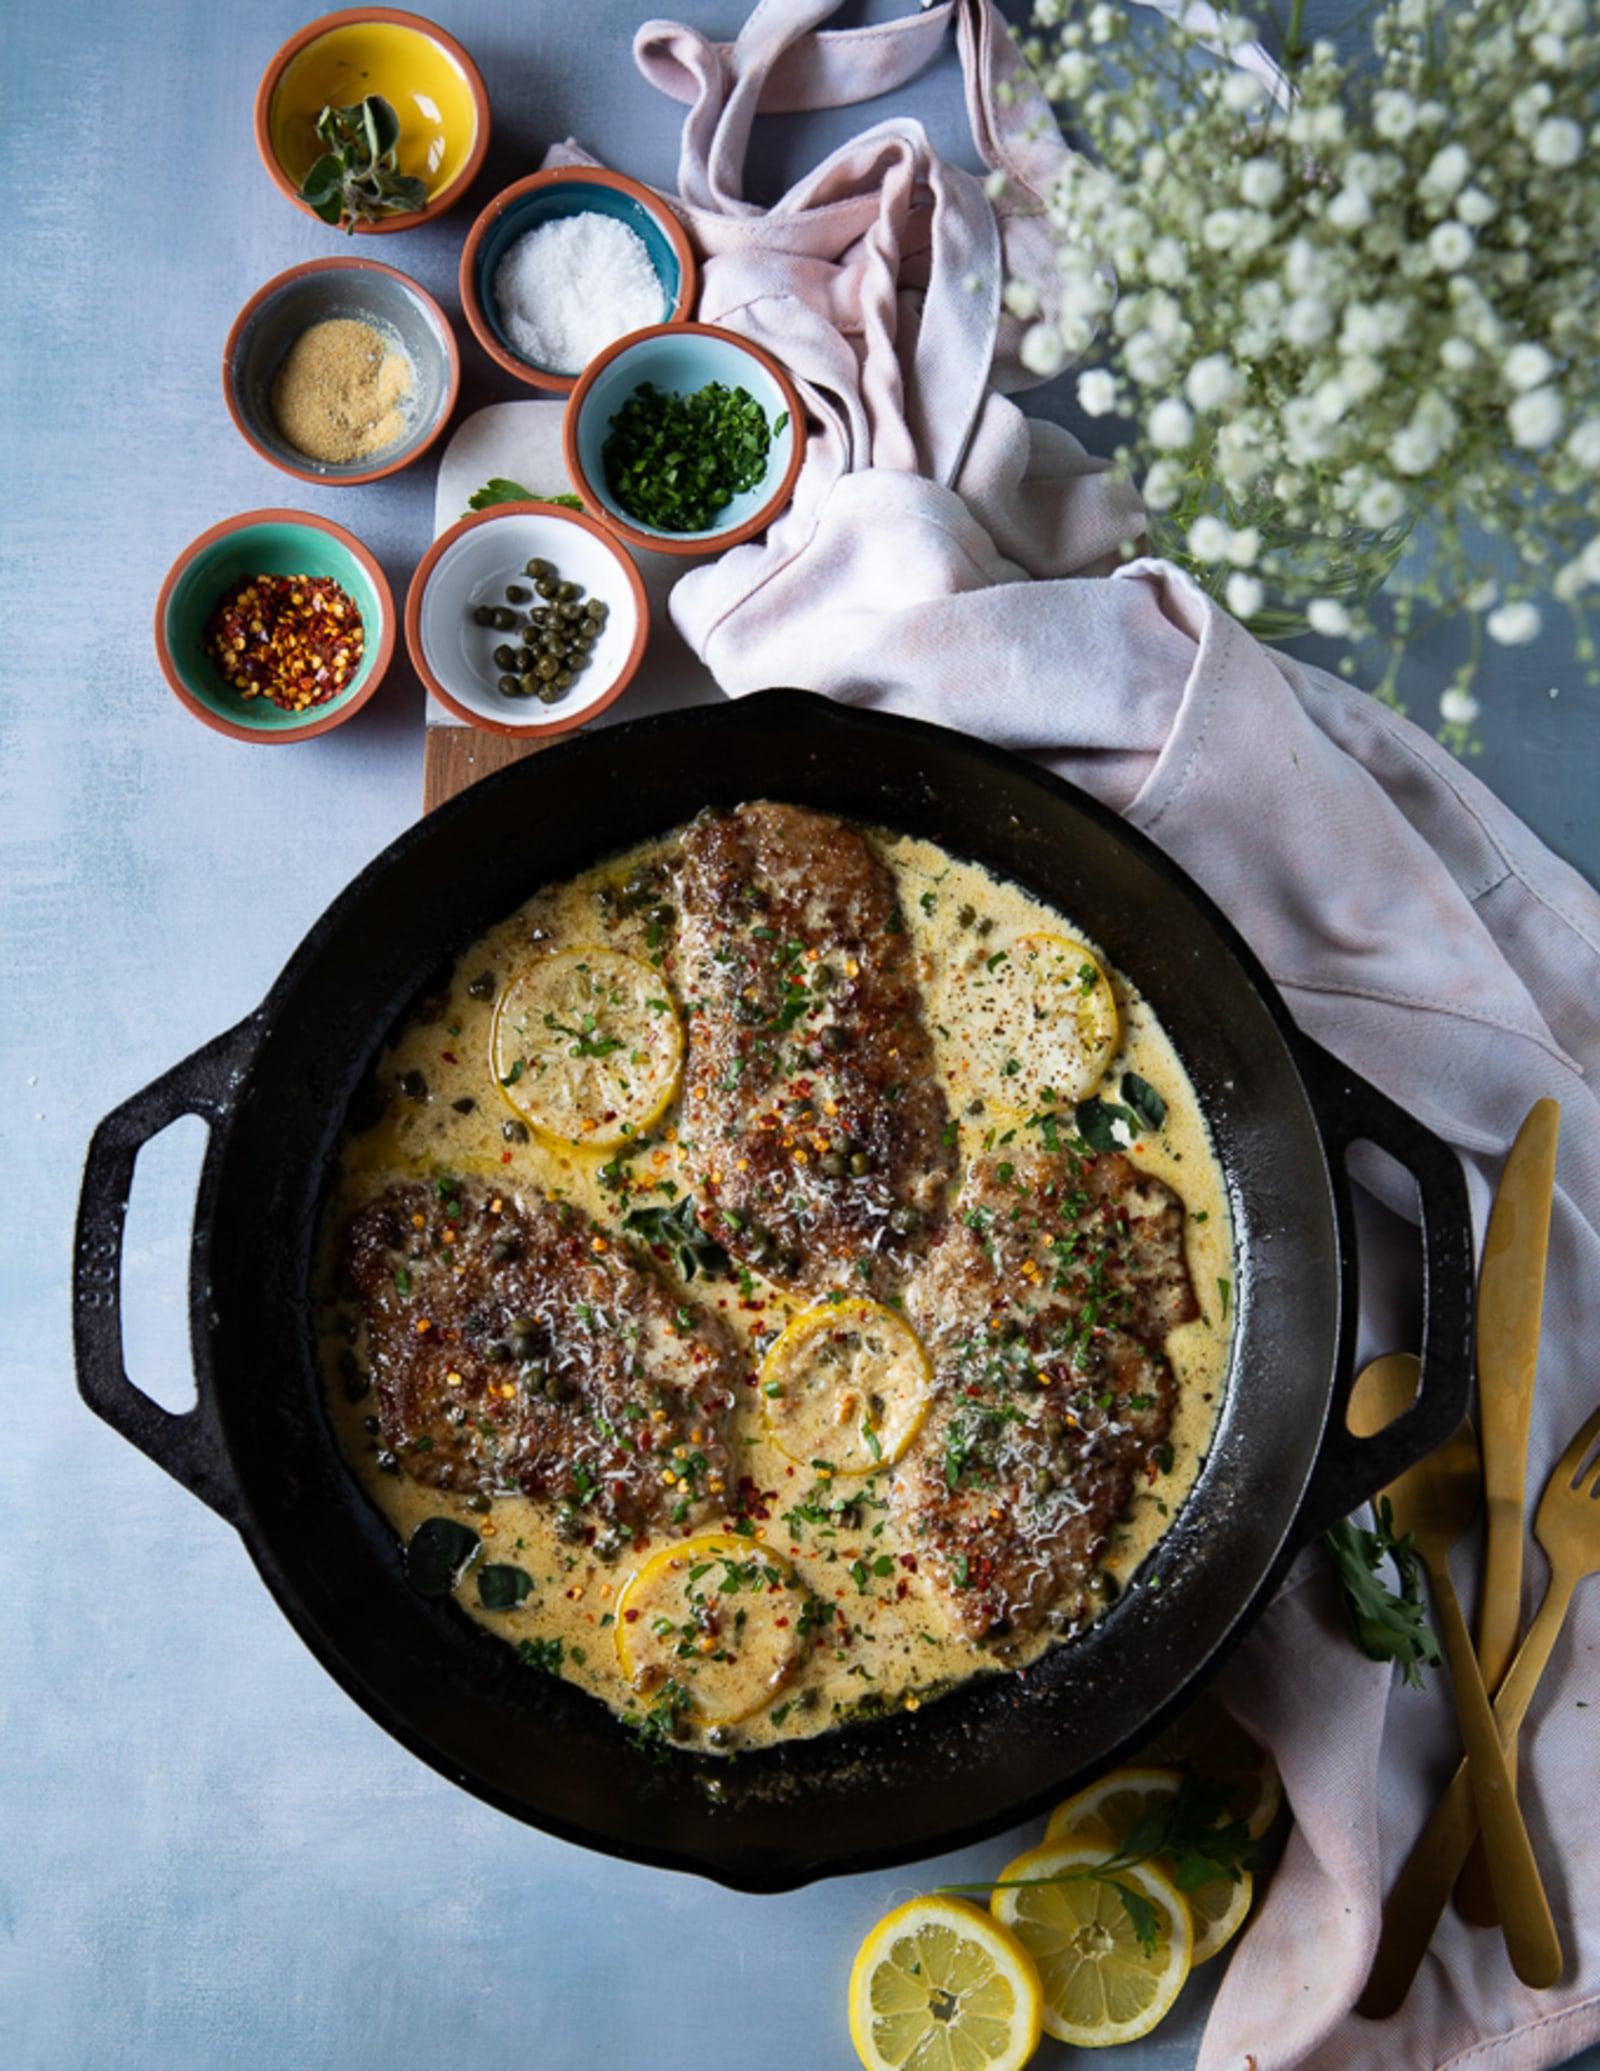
left=563, top=323, right=807, bottom=557
left=153, top=509, right=395, bottom=742
left=459, top=166, right=698, bottom=392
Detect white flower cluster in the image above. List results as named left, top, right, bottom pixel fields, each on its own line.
left=1017, top=0, right=1600, bottom=726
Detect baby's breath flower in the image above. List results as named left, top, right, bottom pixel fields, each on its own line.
left=1188, top=515, right=1231, bottom=562
left=1185, top=354, right=1240, bottom=410
left=1427, top=222, right=1475, bottom=272
left=1486, top=602, right=1543, bottom=645
left=1021, top=0, right=1600, bottom=711
left=1504, top=343, right=1556, bottom=392
left=1440, top=686, right=1481, bottom=726
left=1509, top=387, right=1565, bottom=449
left=1533, top=117, right=1584, bottom=168
left=1148, top=397, right=1195, bottom=449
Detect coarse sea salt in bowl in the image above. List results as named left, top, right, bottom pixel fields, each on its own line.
left=405, top=503, right=649, bottom=738
left=460, top=167, right=698, bottom=394
left=564, top=323, right=807, bottom=558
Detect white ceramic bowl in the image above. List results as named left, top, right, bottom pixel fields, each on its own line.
left=405, top=504, right=649, bottom=737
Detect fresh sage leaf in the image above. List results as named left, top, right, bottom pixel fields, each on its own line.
left=1075, top=1096, right=1140, bottom=1154
left=477, top=1562, right=535, bottom=1612
left=625, top=1195, right=729, bottom=1282
left=407, top=1516, right=481, bottom=1597
left=1121, top=1071, right=1166, bottom=1132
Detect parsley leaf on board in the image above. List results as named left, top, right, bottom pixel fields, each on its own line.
left=466, top=477, right=585, bottom=514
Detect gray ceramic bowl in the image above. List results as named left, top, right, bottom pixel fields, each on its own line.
left=223, top=257, right=460, bottom=484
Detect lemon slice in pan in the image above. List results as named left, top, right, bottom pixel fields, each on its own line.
left=964, top=930, right=1120, bottom=1114
left=614, top=1533, right=807, bottom=1728
left=492, top=947, right=682, bottom=1150
left=849, top=1895, right=1043, bottom=2071
left=760, top=1297, right=931, bottom=1475
left=990, top=1840, right=1191, bottom=2045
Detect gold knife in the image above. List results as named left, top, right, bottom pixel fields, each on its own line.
left=1456, top=1096, right=1560, bottom=1924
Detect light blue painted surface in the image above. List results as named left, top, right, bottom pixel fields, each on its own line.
left=1, top=4, right=1595, bottom=2067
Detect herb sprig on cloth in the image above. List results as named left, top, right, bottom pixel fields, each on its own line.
left=602, top=381, right=777, bottom=533
left=942, top=1774, right=1254, bottom=1954
left=1323, top=1496, right=1441, bottom=1687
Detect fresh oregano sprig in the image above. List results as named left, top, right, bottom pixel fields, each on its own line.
left=942, top=1774, right=1254, bottom=1954
left=1323, top=1495, right=1441, bottom=1688
left=299, top=95, right=428, bottom=234
left=602, top=381, right=780, bottom=533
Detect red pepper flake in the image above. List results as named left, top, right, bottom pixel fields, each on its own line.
left=204, top=573, right=364, bottom=713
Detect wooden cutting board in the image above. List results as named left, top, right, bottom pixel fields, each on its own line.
left=423, top=400, right=700, bottom=813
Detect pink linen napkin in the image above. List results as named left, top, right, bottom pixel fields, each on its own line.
left=551, top=5, right=1600, bottom=2063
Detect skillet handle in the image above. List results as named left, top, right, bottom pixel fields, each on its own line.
left=73, top=1018, right=261, bottom=1528
left=1295, top=1042, right=1476, bottom=1538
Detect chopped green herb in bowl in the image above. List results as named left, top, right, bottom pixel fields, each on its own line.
left=563, top=322, right=806, bottom=553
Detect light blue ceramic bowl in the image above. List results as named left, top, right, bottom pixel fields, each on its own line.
left=461, top=167, right=698, bottom=390
left=563, top=323, right=807, bottom=556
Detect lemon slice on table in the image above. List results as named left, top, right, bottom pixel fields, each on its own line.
left=990, top=1840, right=1191, bottom=2045
left=1139, top=1691, right=1284, bottom=1840
left=961, top=930, right=1120, bottom=1114
left=760, top=1298, right=931, bottom=1475
left=492, top=947, right=682, bottom=1150
left=613, top=1533, right=807, bottom=1728
left=1046, top=1764, right=1254, bottom=1965
left=849, top=1894, right=1043, bottom=2071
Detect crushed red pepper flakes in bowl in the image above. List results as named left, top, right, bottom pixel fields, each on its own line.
left=204, top=573, right=365, bottom=713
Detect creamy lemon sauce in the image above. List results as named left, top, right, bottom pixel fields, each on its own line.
left=317, top=822, right=1233, bottom=1753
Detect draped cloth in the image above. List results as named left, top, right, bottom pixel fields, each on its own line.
left=546, top=6, right=1600, bottom=2061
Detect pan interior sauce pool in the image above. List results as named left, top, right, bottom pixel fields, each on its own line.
left=316, top=808, right=1233, bottom=1756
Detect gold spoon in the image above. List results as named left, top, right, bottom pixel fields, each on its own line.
left=1348, top=1354, right=1562, bottom=1993
left=1359, top=1399, right=1600, bottom=2017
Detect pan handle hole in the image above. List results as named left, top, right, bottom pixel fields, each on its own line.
left=1341, top=1140, right=1424, bottom=1433
left=119, top=1113, right=207, bottom=1415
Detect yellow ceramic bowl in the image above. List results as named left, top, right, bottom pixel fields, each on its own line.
left=255, top=8, right=490, bottom=234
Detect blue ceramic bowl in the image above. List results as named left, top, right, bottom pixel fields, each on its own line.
left=563, top=323, right=808, bottom=556
left=460, top=167, right=697, bottom=391
left=153, top=509, right=395, bottom=743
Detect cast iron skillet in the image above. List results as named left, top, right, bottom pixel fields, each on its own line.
left=73, top=690, right=1472, bottom=1893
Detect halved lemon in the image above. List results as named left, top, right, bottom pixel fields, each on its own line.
left=613, top=1532, right=807, bottom=1727
left=990, top=1840, right=1191, bottom=2046
left=760, top=1298, right=931, bottom=1475
left=1138, top=1691, right=1283, bottom=1840
left=959, top=931, right=1120, bottom=1114
left=491, top=947, right=683, bottom=1150
left=849, top=1894, right=1043, bottom=2071
left=1046, top=1765, right=1253, bottom=1964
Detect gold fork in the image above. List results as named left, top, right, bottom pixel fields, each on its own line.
left=1359, top=1402, right=1600, bottom=2018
